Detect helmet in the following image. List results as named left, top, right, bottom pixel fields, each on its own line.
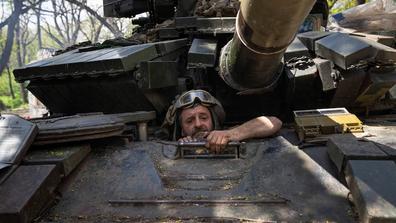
left=174, top=90, right=218, bottom=110
left=162, top=90, right=225, bottom=140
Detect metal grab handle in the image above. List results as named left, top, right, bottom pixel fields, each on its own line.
left=157, top=140, right=246, bottom=159
left=178, top=141, right=242, bottom=147
left=178, top=141, right=246, bottom=159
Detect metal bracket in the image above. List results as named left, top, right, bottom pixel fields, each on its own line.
left=178, top=141, right=246, bottom=159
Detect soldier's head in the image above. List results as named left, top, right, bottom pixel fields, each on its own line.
left=163, top=90, right=225, bottom=140
left=179, top=103, right=213, bottom=137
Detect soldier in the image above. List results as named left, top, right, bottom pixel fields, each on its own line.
left=163, top=90, right=282, bottom=153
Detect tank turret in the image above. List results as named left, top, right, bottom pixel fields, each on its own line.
left=13, top=0, right=396, bottom=120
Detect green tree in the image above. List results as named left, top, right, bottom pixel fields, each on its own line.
left=327, top=0, right=368, bottom=14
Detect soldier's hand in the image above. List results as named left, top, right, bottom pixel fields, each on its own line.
left=178, top=131, right=210, bottom=143
left=205, top=130, right=232, bottom=154
left=178, top=136, right=195, bottom=143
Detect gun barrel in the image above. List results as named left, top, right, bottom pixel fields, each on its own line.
left=219, top=0, right=316, bottom=92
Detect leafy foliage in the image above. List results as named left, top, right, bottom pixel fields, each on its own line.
left=0, top=95, right=24, bottom=109
left=327, top=0, right=369, bottom=14
left=0, top=72, right=24, bottom=109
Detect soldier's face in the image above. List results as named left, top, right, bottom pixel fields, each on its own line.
left=180, top=105, right=213, bottom=137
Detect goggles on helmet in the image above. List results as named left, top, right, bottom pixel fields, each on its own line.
left=174, top=90, right=217, bottom=110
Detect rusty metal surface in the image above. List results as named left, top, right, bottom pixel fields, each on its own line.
left=39, top=136, right=354, bottom=222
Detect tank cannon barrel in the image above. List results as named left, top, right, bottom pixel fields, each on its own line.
left=219, top=0, right=316, bottom=92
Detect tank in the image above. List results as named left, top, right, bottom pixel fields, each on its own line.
left=12, top=0, right=396, bottom=121
left=3, top=0, right=396, bottom=222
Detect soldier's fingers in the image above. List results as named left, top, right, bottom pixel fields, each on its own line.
left=215, top=136, right=223, bottom=154
left=205, top=141, right=210, bottom=149
left=209, top=135, right=218, bottom=153
left=220, top=137, right=228, bottom=151
left=206, top=132, right=214, bottom=141
left=216, top=145, right=221, bottom=154
left=205, top=134, right=213, bottom=149
left=186, top=136, right=193, bottom=142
